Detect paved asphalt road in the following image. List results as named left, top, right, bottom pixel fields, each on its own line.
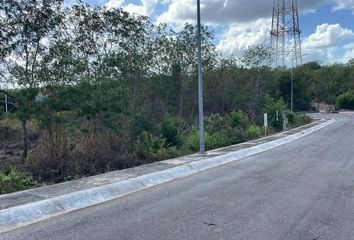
left=2, top=114, right=354, bottom=240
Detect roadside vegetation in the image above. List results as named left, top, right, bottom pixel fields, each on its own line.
left=336, top=92, right=354, bottom=110
left=1, top=1, right=353, bottom=193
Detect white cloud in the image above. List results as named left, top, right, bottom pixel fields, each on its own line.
left=303, top=23, right=354, bottom=49
left=156, top=0, right=327, bottom=26
left=333, top=0, right=354, bottom=13
left=216, top=21, right=354, bottom=64
left=105, top=0, right=124, bottom=9
left=303, top=23, right=354, bottom=63
left=142, top=0, right=159, bottom=15
left=217, top=19, right=271, bottom=57
left=156, top=0, right=195, bottom=26
left=303, top=9, right=317, bottom=15
left=105, top=0, right=158, bottom=16
left=341, top=42, right=354, bottom=62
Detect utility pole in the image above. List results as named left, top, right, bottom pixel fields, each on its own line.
left=5, top=92, right=8, bottom=113
left=291, top=59, right=294, bottom=111
left=197, top=0, right=205, bottom=153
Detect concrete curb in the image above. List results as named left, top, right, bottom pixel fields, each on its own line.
left=0, top=118, right=335, bottom=234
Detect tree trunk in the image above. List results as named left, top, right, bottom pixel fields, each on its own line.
left=22, top=119, right=28, bottom=161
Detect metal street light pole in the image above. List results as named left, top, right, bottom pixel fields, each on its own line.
left=291, top=59, right=294, bottom=112
left=197, top=0, right=205, bottom=153
left=5, top=92, right=8, bottom=113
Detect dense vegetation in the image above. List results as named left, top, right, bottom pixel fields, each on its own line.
left=0, top=1, right=352, bottom=192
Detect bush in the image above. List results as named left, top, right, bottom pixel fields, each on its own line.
left=336, top=92, right=354, bottom=110
left=207, top=131, right=227, bottom=150
left=156, top=146, right=180, bottom=160
left=183, top=129, right=228, bottom=152
left=263, top=95, right=287, bottom=130
left=184, top=111, right=264, bottom=152
left=135, top=131, right=166, bottom=159
left=27, top=125, right=71, bottom=182
left=288, top=112, right=311, bottom=128
left=72, top=128, right=137, bottom=177
left=245, top=125, right=262, bottom=139
left=204, top=111, right=254, bottom=146
left=205, top=114, right=227, bottom=133
left=160, top=113, right=182, bottom=147
left=0, top=118, right=21, bottom=142
left=130, top=112, right=155, bottom=138
left=287, top=111, right=295, bottom=124
left=0, top=167, right=39, bottom=194
left=183, top=129, right=200, bottom=152
left=27, top=123, right=137, bottom=182
left=227, top=111, right=250, bottom=129
left=135, top=130, right=182, bottom=160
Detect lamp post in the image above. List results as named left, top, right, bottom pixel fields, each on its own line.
left=197, top=0, right=205, bottom=153
left=291, top=59, right=294, bottom=112
left=5, top=92, right=8, bottom=113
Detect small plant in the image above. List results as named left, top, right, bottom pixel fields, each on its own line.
left=156, top=146, right=180, bottom=160
left=183, top=129, right=200, bottom=152
left=245, top=125, right=262, bottom=139
left=0, top=166, right=39, bottom=194
left=206, top=131, right=227, bottom=150
left=288, top=112, right=311, bottom=128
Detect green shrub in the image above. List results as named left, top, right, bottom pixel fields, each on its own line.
left=183, top=130, right=227, bottom=152
left=183, top=129, right=200, bottom=152
left=203, top=111, right=263, bottom=149
left=287, top=111, right=295, bottom=124
left=263, top=95, right=287, bottom=130
left=227, top=111, right=250, bottom=129
left=131, top=113, right=155, bottom=138
left=0, top=167, right=39, bottom=194
left=226, top=127, right=247, bottom=144
left=160, top=113, right=182, bottom=146
left=136, top=129, right=182, bottom=160
left=336, top=92, right=354, bottom=110
left=288, top=113, right=311, bottom=128
left=205, top=114, right=227, bottom=133
left=135, top=131, right=166, bottom=159
left=207, top=131, right=227, bottom=150
left=245, top=125, right=262, bottom=139
left=156, top=146, right=180, bottom=160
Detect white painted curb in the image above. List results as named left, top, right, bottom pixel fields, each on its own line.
left=0, top=119, right=335, bottom=233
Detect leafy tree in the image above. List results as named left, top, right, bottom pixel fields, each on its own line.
left=0, top=0, right=63, bottom=159
left=241, top=44, right=271, bottom=69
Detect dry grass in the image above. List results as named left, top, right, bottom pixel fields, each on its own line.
left=73, top=128, right=137, bottom=175
left=27, top=122, right=138, bottom=182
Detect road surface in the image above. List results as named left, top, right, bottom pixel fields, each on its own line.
left=1, top=114, right=354, bottom=240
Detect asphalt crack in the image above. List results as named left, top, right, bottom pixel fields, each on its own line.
left=203, top=221, right=216, bottom=227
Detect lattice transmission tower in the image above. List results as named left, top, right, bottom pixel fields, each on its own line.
left=270, top=0, right=302, bottom=67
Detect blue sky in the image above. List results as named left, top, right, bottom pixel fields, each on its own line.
left=64, top=0, right=354, bottom=65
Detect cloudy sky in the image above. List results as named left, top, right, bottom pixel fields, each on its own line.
left=64, top=0, right=354, bottom=64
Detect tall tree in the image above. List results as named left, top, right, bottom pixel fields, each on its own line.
left=0, top=0, right=63, bottom=159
